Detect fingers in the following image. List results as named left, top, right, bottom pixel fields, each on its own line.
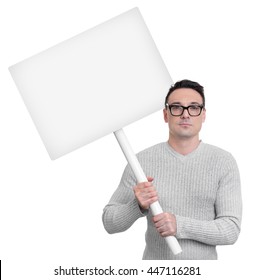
left=153, top=213, right=177, bottom=237
left=133, top=177, right=158, bottom=210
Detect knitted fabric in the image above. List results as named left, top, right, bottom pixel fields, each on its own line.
left=102, top=142, right=242, bottom=260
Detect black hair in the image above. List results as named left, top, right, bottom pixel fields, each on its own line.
left=165, top=79, right=205, bottom=108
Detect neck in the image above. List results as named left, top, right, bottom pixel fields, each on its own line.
left=168, top=135, right=200, bottom=155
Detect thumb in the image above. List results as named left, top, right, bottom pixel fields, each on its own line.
left=147, top=176, right=154, bottom=183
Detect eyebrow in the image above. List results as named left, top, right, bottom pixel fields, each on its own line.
left=170, top=102, right=202, bottom=105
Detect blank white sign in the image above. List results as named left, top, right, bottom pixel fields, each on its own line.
left=9, top=7, right=173, bottom=160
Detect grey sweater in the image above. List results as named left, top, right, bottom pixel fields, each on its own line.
left=102, top=142, right=242, bottom=260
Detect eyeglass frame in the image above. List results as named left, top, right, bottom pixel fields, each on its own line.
left=165, top=103, right=204, bottom=117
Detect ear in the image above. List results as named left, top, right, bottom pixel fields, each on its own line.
left=163, top=108, right=169, bottom=123
left=202, top=108, right=206, bottom=123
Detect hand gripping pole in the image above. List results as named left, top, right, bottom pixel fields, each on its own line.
left=114, top=128, right=182, bottom=255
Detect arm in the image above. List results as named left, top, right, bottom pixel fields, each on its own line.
left=102, top=164, right=152, bottom=234
left=175, top=155, right=242, bottom=245
left=152, top=155, right=242, bottom=246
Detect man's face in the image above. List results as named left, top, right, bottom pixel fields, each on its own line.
left=163, top=88, right=206, bottom=139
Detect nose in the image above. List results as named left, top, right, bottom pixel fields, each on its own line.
left=181, top=107, right=190, bottom=118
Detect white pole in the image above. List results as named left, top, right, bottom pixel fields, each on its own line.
left=114, top=128, right=182, bottom=255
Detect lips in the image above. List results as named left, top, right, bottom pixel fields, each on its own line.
left=179, top=122, right=192, bottom=126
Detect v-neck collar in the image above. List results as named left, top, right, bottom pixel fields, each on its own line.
left=164, top=141, right=204, bottom=162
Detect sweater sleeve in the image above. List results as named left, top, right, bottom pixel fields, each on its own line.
left=102, top=164, right=148, bottom=234
left=175, top=155, right=242, bottom=245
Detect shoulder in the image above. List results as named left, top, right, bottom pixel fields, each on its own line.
left=136, top=142, right=166, bottom=159
left=202, top=143, right=232, bottom=157
left=121, top=143, right=166, bottom=179
left=201, top=142, right=238, bottom=169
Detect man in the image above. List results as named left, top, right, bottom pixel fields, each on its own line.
left=102, top=79, right=242, bottom=260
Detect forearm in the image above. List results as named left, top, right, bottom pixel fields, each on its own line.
left=176, top=215, right=241, bottom=245
left=102, top=198, right=148, bottom=234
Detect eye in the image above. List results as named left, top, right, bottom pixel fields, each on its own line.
left=189, top=105, right=200, bottom=111
left=171, top=105, right=182, bottom=111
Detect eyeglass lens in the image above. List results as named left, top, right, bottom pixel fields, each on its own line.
left=169, top=105, right=203, bottom=116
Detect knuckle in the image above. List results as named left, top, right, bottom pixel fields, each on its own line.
left=171, top=229, right=176, bottom=235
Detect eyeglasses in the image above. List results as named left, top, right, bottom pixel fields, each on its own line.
left=165, top=103, right=204, bottom=117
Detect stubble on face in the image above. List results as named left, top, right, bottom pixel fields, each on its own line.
left=164, top=88, right=206, bottom=141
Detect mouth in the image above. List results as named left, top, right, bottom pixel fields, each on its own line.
left=178, top=122, right=192, bottom=126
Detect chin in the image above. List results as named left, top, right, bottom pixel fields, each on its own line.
left=177, top=131, right=195, bottom=138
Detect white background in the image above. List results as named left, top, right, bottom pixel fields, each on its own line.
left=1, top=0, right=252, bottom=279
